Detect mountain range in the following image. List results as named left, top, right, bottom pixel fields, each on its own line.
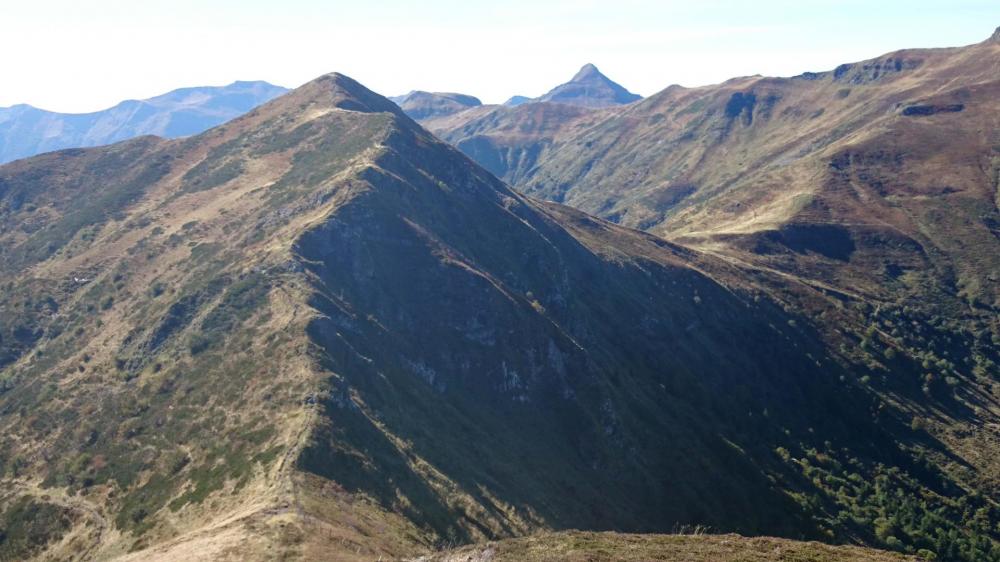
left=0, top=81, right=288, bottom=164
left=0, top=63, right=636, bottom=167
left=390, top=63, right=640, bottom=123
left=0, top=29, right=998, bottom=562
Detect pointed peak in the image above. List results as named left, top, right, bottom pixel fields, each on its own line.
left=991, top=26, right=1000, bottom=43
left=537, top=64, right=641, bottom=108
left=297, top=72, right=408, bottom=117
left=572, top=63, right=604, bottom=81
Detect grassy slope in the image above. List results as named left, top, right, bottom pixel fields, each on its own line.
left=417, top=531, right=919, bottom=562
left=420, top=35, right=1000, bottom=561
left=419, top=102, right=607, bottom=185
left=0, top=74, right=425, bottom=561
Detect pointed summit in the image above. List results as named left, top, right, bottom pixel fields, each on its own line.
left=537, top=63, right=642, bottom=108
left=571, top=63, right=604, bottom=81
left=991, top=25, right=1000, bottom=43
left=288, top=72, right=408, bottom=116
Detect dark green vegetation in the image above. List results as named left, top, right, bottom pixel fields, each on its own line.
left=0, top=35, right=997, bottom=562
left=0, top=496, right=74, bottom=561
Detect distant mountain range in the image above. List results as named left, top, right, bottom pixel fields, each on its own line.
left=0, top=80, right=288, bottom=164
left=386, top=64, right=643, bottom=182
left=0, top=65, right=636, bottom=166
left=391, top=63, right=641, bottom=121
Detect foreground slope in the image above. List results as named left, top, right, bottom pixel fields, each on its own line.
left=417, top=531, right=917, bottom=562
left=0, top=80, right=288, bottom=164
left=0, top=71, right=997, bottom=562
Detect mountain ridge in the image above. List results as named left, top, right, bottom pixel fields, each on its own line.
left=391, top=90, right=483, bottom=120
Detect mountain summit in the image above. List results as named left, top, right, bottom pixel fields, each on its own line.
left=537, top=63, right=642, bottom=108
left=571, top=62, right=609, bottom=81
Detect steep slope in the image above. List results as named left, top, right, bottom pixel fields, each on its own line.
left=0, top=81, right=288, bottom=164
left=0, top=71, right=997, bottom=562
left=391, top=91, right=483, bottom=120
left=0, top=73, right=420, bottom=560
left=417, top=101, right=607, bottom=185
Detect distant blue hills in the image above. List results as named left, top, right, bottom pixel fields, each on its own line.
left=0, top=80, right=288, bottom=164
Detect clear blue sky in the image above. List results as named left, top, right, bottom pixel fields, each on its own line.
left=2, top=0, right=997, bottom=112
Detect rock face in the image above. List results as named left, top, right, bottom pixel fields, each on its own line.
left=392, top=90, right=482, bottom=120
left=0, top=80, right=288, bottom=164
left=536, top=63, right=642, bottom=108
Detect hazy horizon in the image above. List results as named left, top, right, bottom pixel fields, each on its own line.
left=3, top=0, right=997, bottom=113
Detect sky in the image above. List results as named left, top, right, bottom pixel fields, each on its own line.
left=2, top=0, right=998, bottom=113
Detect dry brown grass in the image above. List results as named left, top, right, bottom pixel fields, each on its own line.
left=414, top=531, right=920, bottom=562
